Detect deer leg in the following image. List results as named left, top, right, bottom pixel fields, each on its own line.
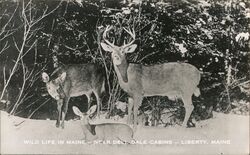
left=61, top=97, right=70, bottom=129
left=182, top=96, right=194, bottom=127
left=56, top=99, right=63, bottom=128
left=127, top=97, right=133, bottom=124
left=86, top=94, right=91, bottom=110
left=93, top=90, right=101, bottom=116
left=133, top=96, right=142, bottom=129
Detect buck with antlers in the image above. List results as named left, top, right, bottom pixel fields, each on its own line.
left=101, top=26, right=201, bottom=127
left=42, top=64, right=105, bottom=128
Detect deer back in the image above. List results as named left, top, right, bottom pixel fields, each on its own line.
left=117, top=62, right=200, bottom=98
left=43, top=64, right=105, bottom=99
left=61, top=64, right=105, bottom=97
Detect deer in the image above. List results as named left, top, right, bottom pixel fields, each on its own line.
left=101, top=26, right=201, bottom=128
left=73, top=105, right=134, bottom=143
left=42, top=64, right=105, bottom=128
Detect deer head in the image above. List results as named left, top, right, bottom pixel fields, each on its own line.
left=42, top=72, right=67, bottom=100
left=101, top=26, right=137, bottom=82
left=72, top=105, right=97, bottom=123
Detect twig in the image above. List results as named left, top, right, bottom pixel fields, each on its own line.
left=28, top=99, right=50, bottom=119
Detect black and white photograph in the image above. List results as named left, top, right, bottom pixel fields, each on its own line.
left=0, top=0, right=249, bottom=154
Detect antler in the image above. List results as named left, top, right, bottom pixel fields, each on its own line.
left=103, top=25, right=116, bottom=47
left=122, top=27, right=136, bottom=48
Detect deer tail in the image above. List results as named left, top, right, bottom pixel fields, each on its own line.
left=194, top=87, right=200, bottom=97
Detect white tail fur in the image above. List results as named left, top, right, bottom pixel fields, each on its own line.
left=194, top=87, right=201, bottom=97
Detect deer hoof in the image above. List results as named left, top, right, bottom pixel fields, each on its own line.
left=181, top=124, right=189, bottom=128
left=61, top=123, right=64, bottom=129
left=56, top=122, right=60, bottom=128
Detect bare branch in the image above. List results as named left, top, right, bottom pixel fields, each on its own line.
left=31, top=1, right=62, bottom=27
left=0, top=2, right=19, bottom=37
left=20, top=39, right=38, bottom=59
left=12, top=37, right=21, bottom=52
left=0, top=41, right=10, bottom=55
left=28, top=99, right=50, bottom=119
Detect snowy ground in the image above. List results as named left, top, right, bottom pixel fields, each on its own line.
left=0, top=111, right=249, bottom=155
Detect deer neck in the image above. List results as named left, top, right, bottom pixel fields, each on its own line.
left=113, top=57, right=129, bottom=83
left=82, top=123, right=96, bottom=140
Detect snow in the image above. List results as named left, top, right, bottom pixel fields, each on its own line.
left=198, top=0, right=211, bottom=7
left=239, top=2, right=246, bottom=9
left=175, top=9, right=183, bottom=14
left=115, top=101, right=127, bottom=112
left=235, top=32, right=250, bottom=42
left=174, top=43, right=187, bottom=54
left=1, top=111, right=249, bottom=155
left=122, top=7, right=131, bottom=15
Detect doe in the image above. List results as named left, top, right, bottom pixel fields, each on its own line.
left=73, top=105, right=134, bottom=143
left=42, top=64, right=105, bottom=128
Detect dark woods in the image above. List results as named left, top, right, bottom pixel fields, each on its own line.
left=0, top=0, right=249, bottom=126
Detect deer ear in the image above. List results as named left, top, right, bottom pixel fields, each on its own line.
left=101, top=42, right=113, bottom=52
left=87, top=105, right=97, bottom=115
left=124, top=44, right=137, bottom=53
left=72, top=106, right=83, bottom=117
left=58, top=72, right=67, bottom=82
left=42, top=72, right=49, bottom=83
